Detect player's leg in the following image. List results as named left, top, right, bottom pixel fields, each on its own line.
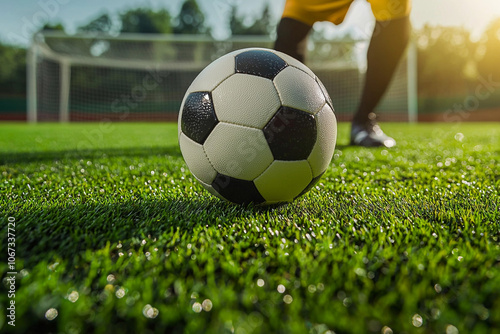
left=274, top=17, right=312, bottom=63
left=275, top=0, right=353, bottom=62
left=351, top=15, right=411, bottom=147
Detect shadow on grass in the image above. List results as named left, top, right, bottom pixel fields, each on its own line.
left=13, top=196, right=263, bottom=266
left=0, top=145, right=182, bottom=164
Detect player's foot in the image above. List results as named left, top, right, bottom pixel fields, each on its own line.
left=350, top=113, right=396, bottom=148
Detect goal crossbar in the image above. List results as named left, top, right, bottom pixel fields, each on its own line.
left=28, top=31, right=417, bottom=123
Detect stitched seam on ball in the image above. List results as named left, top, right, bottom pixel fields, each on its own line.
left=289, top=64, right=315, bottom=79
left=215, top=120, right=263, bottom=131
left=253, top=159, right=274, bottom=181
left=201, top=144, right=218, bottom=180
left=269, top=49, right=314, bottom=79
left=180, top=132, right=217, bottom=183
left=273, top=69, right=324, bottom=115
left=211, top=71, right=236, bottom=92
left=313, top=101, right=327, bottom=116
left=306, top=159, right=316, bottom=180
left=272, top=78, right=285, bottom=106
left=315, top=76, right=336, bottom=113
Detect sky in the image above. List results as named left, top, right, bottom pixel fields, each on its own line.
left=1, top=0, right=500, bottom=47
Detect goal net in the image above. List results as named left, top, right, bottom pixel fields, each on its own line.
left=28, top=31, right=417, bottom=123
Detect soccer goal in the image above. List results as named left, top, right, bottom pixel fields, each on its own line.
left=27, top=31, right=417, bottom=123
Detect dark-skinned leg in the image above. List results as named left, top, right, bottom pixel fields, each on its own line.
left=274, top=17, right=312, bottom=63
left=351, top=16, right=411, bottom=147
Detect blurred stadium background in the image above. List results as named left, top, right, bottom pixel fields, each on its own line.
left=0, top=0, right=500, bottom=122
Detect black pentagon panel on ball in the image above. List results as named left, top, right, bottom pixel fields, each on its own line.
left=295, top=172, right=324, bottom=200
left=181, top=91, right=218, bottom=144
left=263, top=106, right=317, bottom=161
left=212, top=173, right=265, bottom=205
left=235, top=49, right=287, bottom=80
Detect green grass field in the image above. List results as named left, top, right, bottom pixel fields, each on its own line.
left=1, top=122, right=499, bottom=334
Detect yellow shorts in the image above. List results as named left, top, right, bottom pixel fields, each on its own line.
left=282, top=0, right=411, bottom=25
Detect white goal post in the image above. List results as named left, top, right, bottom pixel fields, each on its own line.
left=27, top=31, right=417, bottom=123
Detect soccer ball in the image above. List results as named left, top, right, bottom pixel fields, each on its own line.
left=178, top=48, right=337, bottom=205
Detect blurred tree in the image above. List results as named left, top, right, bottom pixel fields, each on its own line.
left=173, top=0, right=209, bottom=35
left=416, top=25, right=477, bottom=97
left=41, top=22, right=65, bottom=32
left=477, top=18, right=500, bottom=83
left=229, top=3, right=273, bottom=36
left=0, top=43, right=26, bottom=95
left=78, top=13, right=113, bottom=33
left=229, top=5, right=246, bottom=36
left=120, top=8, right=172, bottom=33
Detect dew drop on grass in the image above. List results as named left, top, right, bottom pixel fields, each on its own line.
left=283, top=295, right=293, bottom=304
left=47, top=262, right=59, bottom=271
left=68, top=290, right=79, bottom=303
left=454, top=133, right=464, bottom=142
left=202, top=299, right=213, bottom=311
left=116, top=287, right=126, bottom=299
left=45, top=308, right=58, bottom=320
left=143, top=304, right=159, bottom=318
left=412, top=314, right=423, bottom=327
left=446, top=324, right=459, bottom=334
left=192, top=302, right=202, bottom=313
left=382, top=326, right=393, bottom=334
